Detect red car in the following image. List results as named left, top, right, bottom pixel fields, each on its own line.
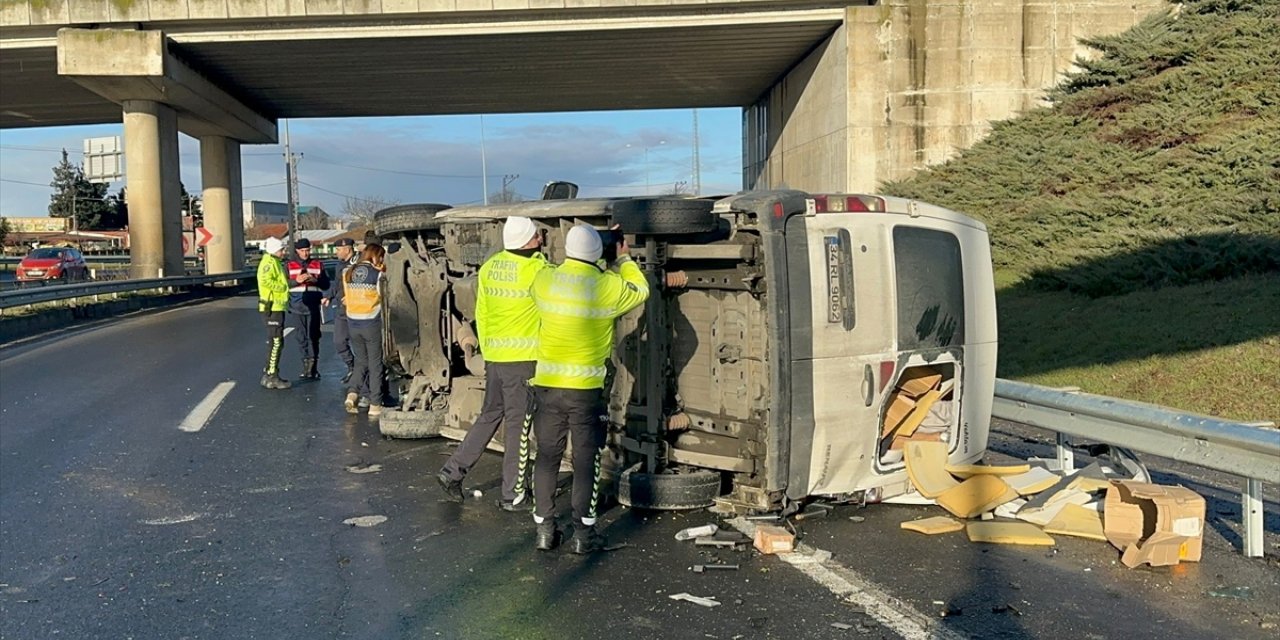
left=16, top=247, right=89, bottom=283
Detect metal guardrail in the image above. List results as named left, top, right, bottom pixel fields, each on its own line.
left=0, top=270, right=255, bottom=311
left=992, top=378, right=1280, bottom=558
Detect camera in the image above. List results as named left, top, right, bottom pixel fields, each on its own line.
left=599, top=229, right=624, bottom=264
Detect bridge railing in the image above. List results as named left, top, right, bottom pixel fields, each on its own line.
left=992, top=378, right=1279, bottom=558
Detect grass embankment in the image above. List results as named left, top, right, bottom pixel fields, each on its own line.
left=883, top=1, right=1280, bottom=422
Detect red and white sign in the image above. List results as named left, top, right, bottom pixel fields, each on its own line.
left=196, top=227, right=214, bottom=247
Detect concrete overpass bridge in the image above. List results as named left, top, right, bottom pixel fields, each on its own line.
left=0, top=0, right=1163, bottom=277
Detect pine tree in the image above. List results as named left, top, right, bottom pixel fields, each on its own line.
left=48, top=149, right=111, bottom=231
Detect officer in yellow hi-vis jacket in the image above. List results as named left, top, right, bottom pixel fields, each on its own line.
left=530, top=224, right=649, bottom=554
left=438, top=217, right=549, bottom=510
left=256, top=237, right=292, bottom=390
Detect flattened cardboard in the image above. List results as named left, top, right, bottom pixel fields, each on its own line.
left=1121, top=532, right=1197, bottom=568
left=945, top=463, right=1032, bottom=479
left=1104, top=481, right=1205, bottom=565
left=904, top=441, right=960, bottom=498
left=882, top=392, right=917, bottom=437
left=1016, top=489, right=1092, bottom=526
left=1044, top=503, right=1107, bottom=541
left=1005, top=467, right=1062, bottom=496
left=896, top=389, right=943, bottom=438
left=966, top=522, right=1056, bottom=546
left=901, top=516, right=964, bottom=535
left=937, top=475, right=1019, bottom=519
left=897, top=366, right=943, bottom=398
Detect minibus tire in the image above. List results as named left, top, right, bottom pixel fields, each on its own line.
left=374, top=203, right=452, bottom=237
left=618, top=464, right=720, bottom=510
left=611, top=198, right=717, bottom=235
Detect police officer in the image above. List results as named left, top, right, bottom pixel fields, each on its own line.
left=325, top=237, right=359, bottom=409
left=257, top=237, right=291, bottom=390
left=286, top=238, right=330, bottom=380
left=529, top=225, right=649, bottom=553
left=437, top=217, right=548, bottom=510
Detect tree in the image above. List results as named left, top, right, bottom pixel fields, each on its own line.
left=180, top=183, right=202, bottom=226
left=298, top=207, right=330, bottom=230
left=48, top=149, right=111, bottom=230
left=340, top=196, right=398, bottom=229
left=0, top=217, right=10, bottom=246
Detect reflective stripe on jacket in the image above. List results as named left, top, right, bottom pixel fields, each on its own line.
left=476, top=250, right=549, bottom=363
left=343, top=262, right=382, bottom=321
left=530, top=257, right=649, bottom=389
left=257, top=255, right=289, bottom=312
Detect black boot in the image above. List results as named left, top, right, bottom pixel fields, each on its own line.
left=302, top=358, right=320, bottom=380
left=341, top=364, right=354, bottom=385
left=570, top=523, right=605, bottom=555
left=436, top=471, right=464, bottom=503
left=535, top=520, right=559, bottom=551
left=261, top=373, right=291, bottom=390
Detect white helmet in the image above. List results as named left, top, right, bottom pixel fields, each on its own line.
left=503, top=216, right=538, bottom=250
left=565, top=225, right=603, bottom=263
left=264, top=237, right=285, bottom=255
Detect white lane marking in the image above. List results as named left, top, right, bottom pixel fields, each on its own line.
left=728, top=517, right=967, bottom=640
left=283, top=327, right=294, bottom=337
left=179, top=382, right=236, bottom=433
left=141, top=513, right=207, bottom=526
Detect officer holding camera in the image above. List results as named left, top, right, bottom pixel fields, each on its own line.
left=528, top=224, right=649, bottom=554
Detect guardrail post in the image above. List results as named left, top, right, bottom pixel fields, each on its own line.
left=1056, top=432, right=1074, bottom=473
left=1243, top=478, right=1263, bottom=558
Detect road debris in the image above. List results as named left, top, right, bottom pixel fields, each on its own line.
left=966, top=522, right=1056, bottom=546
left=691, top=564, right=740, bottom=573
left=342, top=515, right=388, bottom=528
left=669, top=592, right=721, bottom=607
left=900, top=516, right=963, bottom=535
left=675, top=524, right=719, bottom=541
left=345, top=463, right=382, bottom=474
left=831, top=622, right=854, bottom=630
left=753, top=524, right=795, bottom=554
left=1105, top=481, right=1205, bottom=568
left=1206, top=586, right=1253, bottom=600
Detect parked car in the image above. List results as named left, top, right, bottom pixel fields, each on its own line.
left=16, top=247, right=89, bottom=283
left=373, top=189, right=998, bottom=514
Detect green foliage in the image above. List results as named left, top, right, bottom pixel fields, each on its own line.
left=884, top=0, right=1280, bottom=298
left=48, top=149, right=113, bottom=231
left=0, top=217, right=10, bottom=245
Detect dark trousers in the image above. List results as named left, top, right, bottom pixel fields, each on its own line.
left=441, top=361, right=536, bottom=502
left=349, top=320, right=384, bottom=403
left=261, top=310, right=285, bottom=376
left=290, top=298, right=322, bottom=361
left=332, top=310, right=354, bottom=371
left=532, top=386, right=606, bottom=525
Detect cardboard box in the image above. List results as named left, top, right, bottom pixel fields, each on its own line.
left=896, top=367, right=943, bottom=398
left=753, top=525, right=795, bottom=554
left=1104, top=481, right=1206, bottom=568
left=881, top=391, right=917, bottom=437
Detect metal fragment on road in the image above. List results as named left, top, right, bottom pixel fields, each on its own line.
left=669, top=592, right=721, bottom=607
left=342, top=515, right=388, bottom=528
left=832, top=622, right=854, bottom=630
left=345, top=463, right=382, bottom=474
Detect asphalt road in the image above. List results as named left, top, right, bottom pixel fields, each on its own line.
left=1, top=297, right=1277, bottom=640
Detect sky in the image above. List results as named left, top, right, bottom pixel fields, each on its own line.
left=0, top=108, right=744, bottom=220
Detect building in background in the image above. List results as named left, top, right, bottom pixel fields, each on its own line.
left=242, top=200, right=290, bottom=229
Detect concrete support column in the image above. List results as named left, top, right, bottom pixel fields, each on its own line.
left=123, top=100, right=183, bottom=279
left=200, top=136, right=245, bottom=274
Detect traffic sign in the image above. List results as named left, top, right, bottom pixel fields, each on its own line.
left=196, top=227, right=214, bottom=247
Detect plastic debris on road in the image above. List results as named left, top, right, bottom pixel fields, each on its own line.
left=342, top=515, right=388, bottom=527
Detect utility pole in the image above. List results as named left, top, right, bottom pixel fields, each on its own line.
left=502, top=173, right=519, bottom=202
left=480, top=115, right=489, bottom=205
left=284, top=120, right=301, bottom=240
left=692, top=109, right=701, bottom=195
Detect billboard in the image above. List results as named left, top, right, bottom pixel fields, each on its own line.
left=83, top=136, right=124, bottom=183
left=5, top=217, right=71, bottom=233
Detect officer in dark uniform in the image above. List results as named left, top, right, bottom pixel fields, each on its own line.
left=286, top=238, right=330, bottom=380
left=325, top=237, right=359, bottom=393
